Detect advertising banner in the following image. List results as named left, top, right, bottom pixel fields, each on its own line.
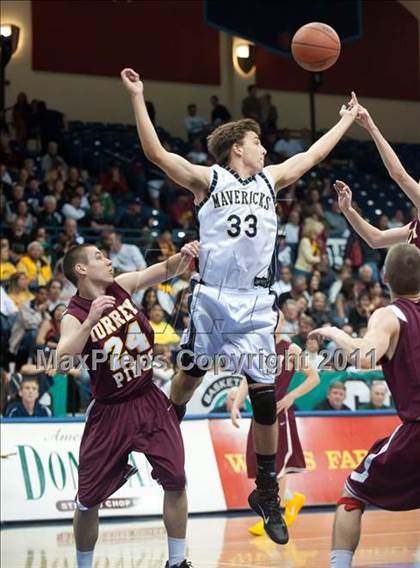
left=1, top=421, right=225, bottom=522
left=209, top=414, right=401, bottom=507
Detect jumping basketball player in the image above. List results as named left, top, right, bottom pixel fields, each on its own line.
left=309, top=244, right=420, bottom=568
left=56, top=241, right=199, bottom=568
left=230, top=310, right=319, bottom=537
left=121, top=66, right=359, bottom=544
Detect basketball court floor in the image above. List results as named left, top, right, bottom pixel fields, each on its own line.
left=2, top=508, right=419, bottom=567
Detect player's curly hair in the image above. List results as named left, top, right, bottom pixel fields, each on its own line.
left=207, top=119, right=261, bottom=165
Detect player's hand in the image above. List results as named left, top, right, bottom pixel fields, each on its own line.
left=86, top=295, right=116, bottom=326
left=120, top=68, right=144, bottom=96
left=276, top=393, right=295, bottom=414
left=309, top=326, right=338, bottom=341
left=334, top=179, right=353, bottom=212
left=230, top=405, right=242, bottom=428
left=339, top=91, right=359, bottom=120
left=180, top=240, right=200, bottom=259
left=355, top=104, right=374, bottom=130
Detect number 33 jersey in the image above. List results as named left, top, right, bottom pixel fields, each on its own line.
left=64, top=282, right=154, bottom=403
left=196, top=165, right=278, bottom=290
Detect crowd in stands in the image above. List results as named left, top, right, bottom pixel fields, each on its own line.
left=1, top=87, right=418, bottom=418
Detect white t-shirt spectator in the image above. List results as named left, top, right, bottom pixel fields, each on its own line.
left=272, top=279, right=292, bottom=296
left=0, top=286, right=18, bottom=316
left=184, top=115, right=208, bottom=135
left=110, top=244, right=147, bottom=272
left=62, top=203, right=86, bottom=221
left=284, top=223, right=300, bottom=244
left=274, top=138, right=304, bottom=158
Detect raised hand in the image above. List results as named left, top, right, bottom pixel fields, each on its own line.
left=334, top=179, right=353, bottom=212
left=120, top=68, right=144, bottom=96
left=86, top=295, right=116, bottom=326
left=355, top=104, right=374, bottom=130
left=339, top=91, right=359, bottom=120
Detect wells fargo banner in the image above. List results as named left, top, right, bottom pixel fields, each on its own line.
left=209, top=414, right=401, bottom=507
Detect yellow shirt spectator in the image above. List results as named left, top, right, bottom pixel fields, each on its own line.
left=7, top=272, right=34, bottom=309
left=16, top=241, right=53, bottom=286
left=149, top=304, right=180, bottom=346
left=0, top=238, right=17, bottom=282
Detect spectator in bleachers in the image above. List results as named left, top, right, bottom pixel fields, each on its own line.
left=277, top=275, right=308, bottom=308
left=241, top=85, right=261, bottom=122
left=324, top=199, right=348, bottom=237
left=9, top=285, right=49, bottom=369
left=61, top=193, right=86, bottom=221
left=291, top=314, right=315, bottom=349
left=36, top=303, right=66, bottom=351
left=0, top=162, right=13, bottom=185
left=0, top=238, right=17, bottom=282
left=272, top=266, right=293, bottom=296
left=16, top=241, right=53, bottom=287
left=99, top=164, right=129, bottom=195
left=334, top=277, right=357, bottom=325
left=117, top=197, right=148, bottom=235
left=7, top=184, right=25, bottom=213
left=307, top=291, right=333, bottom=327
left=274, top=129, right=304, bottom=159
left=276, top=234, right=293, bottom=268
left=149, top=230, right=177, bottom=264
left=294, top=219, right=322, bottom=281
left=141, top=287, right=159, bottom=318
left=169, top=193, right=194, bottom=229
left=348, top=291, right=373, bottom=334
left=53, top=259, right=77, bottom=301
left=367, top=281, right=387, bottom=311
left=104, top=230, right=147, bottom=272
left=80, top=199, right=113, bottom=233
left=356, top=264, right=375, bottom=295
left=328, top=265, right=352, bottom=304
left=4, top=376, right=51, bottom=417
left=259, top=93, right=278, bottom=131
left=46, top=279, right=64, bottom=310
left=10, top=200, right=36, bottom=234
left=388, top=209, right=405, bottom=228
left=187, top=139, right=209, bottom=165
left=65, top=166, right=81, bottom=192
left=61, top=218, right=84, bottom=247
left=152, top=344, right=175, bottom=397
left=314, top=381, right=351, bottom=411
left=12, top=92, right=31, bottom=147
left=89, top=184, right=115, bottom=219
left=38, top=195, right=63, bottom=228
left=5, top=218, right=30, bottom=255
left=303, top=335, right=324, bottom=371
left=7, top=272, right=33, bottom=309
left=308, top=270, right=321, bottom=299
left=149, top=304, right=180, bottom=346
left=359, top=382, right=390, bottom=410
left=184, top=104, right=208, bottom=139
left=210, top=95, right=231, bottom=126
left=25, top=176, right=43, bottom=214
left=281, top=299, right=299, bottom=339
left=41, top=141, right=68, bottom=175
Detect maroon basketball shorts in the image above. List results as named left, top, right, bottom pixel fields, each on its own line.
left=246, top=408, right=306, bottom=479
left=345, top=421, right=420, bottom=511
left=76, top=384, right=185, bottom=509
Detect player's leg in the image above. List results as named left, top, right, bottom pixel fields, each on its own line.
left=330, top=490, right=365, bottom=568
left=163, top=489, right=189, bottom=568
left=170, top=367, right=205, bottom=421
left=73, top=505, right=100, bottom=568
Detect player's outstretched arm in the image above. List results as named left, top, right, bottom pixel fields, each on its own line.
left=334, top=180, right=410, bottom=248
left=276, top=344, right=320, bottom=413
left=121, top=69, right=210, bottom=198
left=56, top=296, right=117, bottom=367
left=115, top=240, right=199, bottom=294
left=356, top=103, right=420, bottom=208
left=266, top=93, right=358, bottom=192
left=309, top=308, right=399, bottom=369
left=231, top=377, right=249, bottom=428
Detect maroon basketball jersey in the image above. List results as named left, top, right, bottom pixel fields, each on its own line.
left=65, top=281, right=154, bottom=403
left=407, top=218, right=420, bottom=249
left=275, top=339, right=295, bottom=400
left=381, top=298, right=420, bottom=422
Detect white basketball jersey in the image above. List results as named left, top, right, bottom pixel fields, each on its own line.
left=196, top=165, right=278, bottom=290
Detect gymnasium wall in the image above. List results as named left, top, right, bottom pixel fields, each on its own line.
left=1, top=0, right=420, bottom=142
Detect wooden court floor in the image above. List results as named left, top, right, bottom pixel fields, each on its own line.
left=2, top=508, right=419, bottom=567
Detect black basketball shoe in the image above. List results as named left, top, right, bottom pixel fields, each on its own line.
left=164, top=560, right=194, bottom=568
left=248, top=487, right=289, bottom=545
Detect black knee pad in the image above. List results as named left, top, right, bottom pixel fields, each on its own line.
left=248, top=383, right=277, bottom=426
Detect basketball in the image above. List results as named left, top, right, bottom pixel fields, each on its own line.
left=291, top=22, right=341, bottom=72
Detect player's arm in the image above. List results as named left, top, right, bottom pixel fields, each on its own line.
left=115, top=240, right=199, bottom=295
left=276, top=343, right=320, bottom=413
left=266, top=94, right=358, bottom=192
left=356, top=104, right=420, bottom=208
left=309, top=307, right=399, bottom=369
left=121, top=68, right=210, bottom=199
left=230, top=378, right=249, bottom=428
left=335, top=180, right=410, bottom=247
left=55, top=296, right=117, bottom=369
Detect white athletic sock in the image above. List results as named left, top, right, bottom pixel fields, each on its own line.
left=330, top=549, right=353, bottom=567
left=168, top=536, right=186, bottom=567
left=76, top=550, right=94, bottom=568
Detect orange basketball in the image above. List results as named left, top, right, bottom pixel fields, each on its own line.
left=291, top=22, right=341, bottom=72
